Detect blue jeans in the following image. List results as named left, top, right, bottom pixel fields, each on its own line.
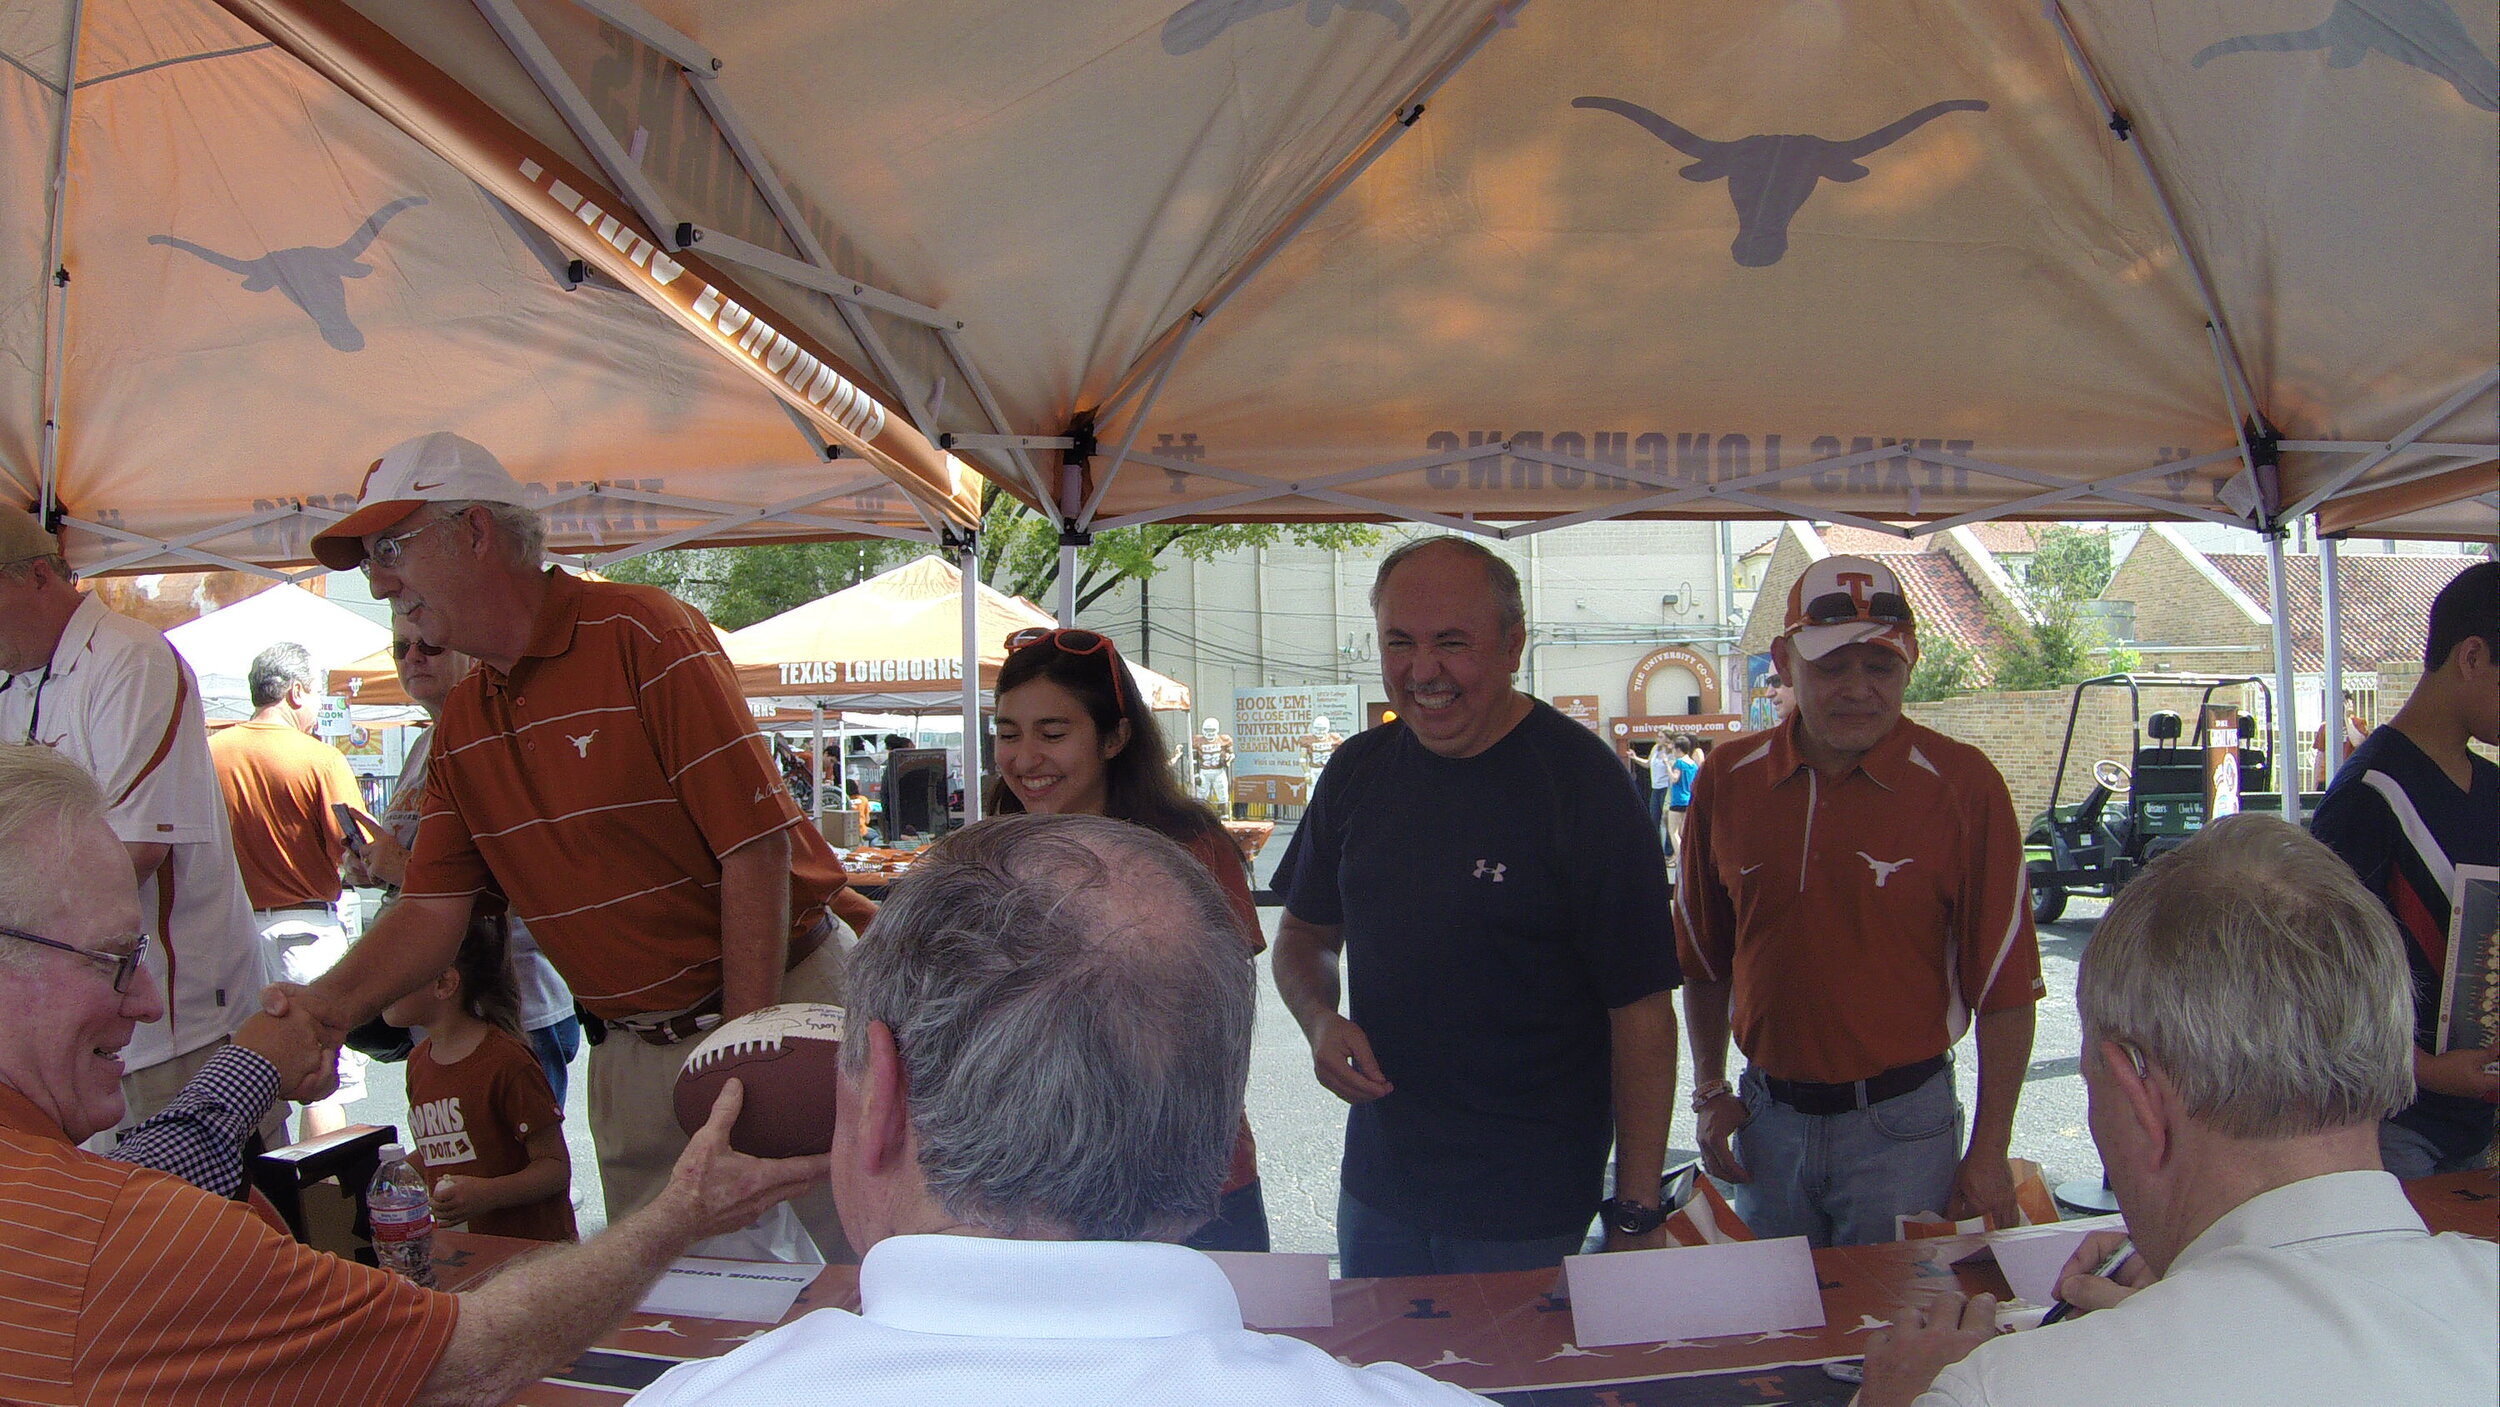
left=2379, top=1120, right=2473, bottom=1179
left=1337, top=1189, right=1592, bottom=1278
left=529, top=1016, right=583, bottom=1107
left=1728, top=1063, right=1962, bottom=1248
left=1186, top=1180, right=1273, bottom=1253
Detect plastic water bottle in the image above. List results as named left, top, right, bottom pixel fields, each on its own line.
left=368, top=1144, right=437, bottom=1288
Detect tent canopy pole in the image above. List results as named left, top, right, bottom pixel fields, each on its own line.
left=35, top=0, right=88, bottom=517
left=956, top=532, right=983, bottom=824
left=2320, top=534, right=2345, bottom=784
left=2263, top=531, right=2301, bottom=824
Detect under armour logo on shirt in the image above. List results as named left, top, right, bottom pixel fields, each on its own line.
left=1858, top=851, right=1914, bottom=887
left=567, top=730, right=598, bottom=757
left=1472, top=860, right=1507, bottom=882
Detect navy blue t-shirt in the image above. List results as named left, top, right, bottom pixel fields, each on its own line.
left=1286, top=700, right=1681, bottom=1240
left=2311, top=726, right=2500, bottom=1164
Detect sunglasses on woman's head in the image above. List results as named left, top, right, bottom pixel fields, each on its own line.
left=1004, top=627, right=1127, bottom=713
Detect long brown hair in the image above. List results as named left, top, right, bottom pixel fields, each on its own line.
left=450, top=911, right=523, bottom=1037
left=984, top=634, right=1223, bottom=848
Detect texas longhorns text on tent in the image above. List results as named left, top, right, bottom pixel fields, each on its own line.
left=5, top=0, right=982, bottom=580
left=107, top=0, right=2484, bottom=551
left=721, top=555, right=1190, bottom=714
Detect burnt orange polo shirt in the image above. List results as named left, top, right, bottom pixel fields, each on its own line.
left=210, top=718, right=363, bottom=909
left=1675, top=715, right=2043, bottom=1085
left=403, top=569, right=847, bottom=1018
left=0, top=1083, right=457, bottom=1404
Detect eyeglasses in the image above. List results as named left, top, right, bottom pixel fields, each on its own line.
left=390, top=638, right=445, bottom=662
left=1005, top=627, right=1127, bottom=714
left=0, top=926, right=150, bottom=993
left=363, top=515, right=458, bottom=574
left=1800, top=589, right=1914, bottom=628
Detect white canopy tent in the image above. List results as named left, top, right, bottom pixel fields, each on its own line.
left=12, top=0, right=2495, bottom=820
left=723, top=555, right=1191, bottom=713
left=163, top=581, right=390, bottom=718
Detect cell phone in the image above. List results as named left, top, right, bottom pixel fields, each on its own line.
left=332, top=803, right=372, bottom=859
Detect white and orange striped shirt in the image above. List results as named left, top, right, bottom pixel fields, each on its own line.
left=0, top=1082, right=457, bottom=1404
left=0, top=594, right=264, bottom=1074
left=1675, top=715, right=2043, bottom=1085
left=403, top=570, right=847, bottom=1018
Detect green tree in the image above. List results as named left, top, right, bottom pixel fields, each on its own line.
left=976, top=485, right=1379, bottom=615
left=602, top=483, right=1382, bottom=627
left=604, top=539, right=922, bottom=630
left=1905, top=633, right=1976, bottom=702
left=1984, top=526, right=2135, bottom=692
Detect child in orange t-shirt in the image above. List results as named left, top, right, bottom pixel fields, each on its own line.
left=381, top=915, right=578, bottom=1243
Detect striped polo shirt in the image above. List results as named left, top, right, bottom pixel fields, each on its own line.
left=1676, top=715, right=2043, bottom=1085
left=0, top=1083, right=457, bottom=1403
left=403, top=570, right=847, bottom=1018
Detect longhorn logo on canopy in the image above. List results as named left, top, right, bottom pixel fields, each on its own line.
left=2191, top=0, right=2498, bottom=112
left=1572, top=98, right=1988, bottom=267
left=1162, top=0, right=1410, bottom=56
left=149, top=197, right=428, bottom=352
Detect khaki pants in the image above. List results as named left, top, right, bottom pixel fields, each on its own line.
left=587, top=935, right=853, bottom=1263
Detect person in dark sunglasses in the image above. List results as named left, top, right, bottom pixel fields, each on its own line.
left=989, top=625, right=1272, bottom=1252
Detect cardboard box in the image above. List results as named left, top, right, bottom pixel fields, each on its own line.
left=817, top=809, right=862, bottom=848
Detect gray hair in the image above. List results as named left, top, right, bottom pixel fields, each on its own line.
left=1371, top=536, right=1526, bottom=632
left=0, top=745, right=109, bottom=970
left=247, top=641, right=317, bottom=709
left=0, top=553, right=71, bottom=586
left=843, top=812, right=1254, bottom=1241
left=2077, top=813, right=2415, bottom=1139
left=442, top=498, right=546, bottom=568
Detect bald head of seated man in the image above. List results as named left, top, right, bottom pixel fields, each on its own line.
left=1859, top=814, right=2500, bottom=1407
left=634, top=812, right=1491, bottom=1406
left=0, top=741, right=824, bottom=1407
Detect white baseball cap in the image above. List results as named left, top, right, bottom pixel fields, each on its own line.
left=1781, top=555, right=1917, bottom=662
left=311, top=432, right=532, bottom=570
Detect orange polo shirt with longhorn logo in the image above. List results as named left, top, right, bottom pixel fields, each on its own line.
left=402, top=569, right=848, bottom=1018
left=0, top=1082, right=457, bottom=1404
left=1674, top=714, right=2042, bottom=1086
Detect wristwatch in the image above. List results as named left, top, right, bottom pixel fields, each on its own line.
left=1601, top=1196, right=1668, bottom=1236
left=1689, top=1077, right=1735, bottom=1113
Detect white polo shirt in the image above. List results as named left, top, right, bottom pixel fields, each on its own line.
left=1920, top=1171, right=2499, bottom=1407
left=0, top=595, right=265, bottom=1072
left=632, top=1235, right=1491, bottom=1405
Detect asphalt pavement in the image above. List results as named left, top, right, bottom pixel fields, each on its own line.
left=335, top=829, right=2112, bottom=1264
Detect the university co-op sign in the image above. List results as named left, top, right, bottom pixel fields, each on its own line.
left=1232, top=685, right=1360, bottom=807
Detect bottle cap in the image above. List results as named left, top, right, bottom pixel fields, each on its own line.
left=378, top=1143, right=407, bottom=1161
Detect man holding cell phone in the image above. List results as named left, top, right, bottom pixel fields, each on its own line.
left=209, top=640, right=379, bottom=1136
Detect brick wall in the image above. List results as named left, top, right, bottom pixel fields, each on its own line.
left=2102, top=527, right=2274, bottom=675
left=1904, top=680, right=2272, bottom=824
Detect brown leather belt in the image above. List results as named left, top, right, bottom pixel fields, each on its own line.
left=618, top=918, right=831, bottom=1047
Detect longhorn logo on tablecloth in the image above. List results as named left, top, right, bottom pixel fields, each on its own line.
left=2192, top=0, right=2498, bottom=112
left=1572, top=98, right=1988, bottom=267
left=149, top=197, right=428, bottom=352
left=1162, top=0, right=1410, bottom=55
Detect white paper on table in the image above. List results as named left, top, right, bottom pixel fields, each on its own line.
left=1563, top=1236, right=1825, bottom=1347
left=635, top=1256, right=821, bottom=1323
left=1963, top=1214, right=2126, bottom=1307
left=1199, top=1250, right=1334, bottom=1329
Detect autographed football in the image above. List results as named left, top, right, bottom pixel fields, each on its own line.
left=672, top=1003, right=846, bottom=1158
